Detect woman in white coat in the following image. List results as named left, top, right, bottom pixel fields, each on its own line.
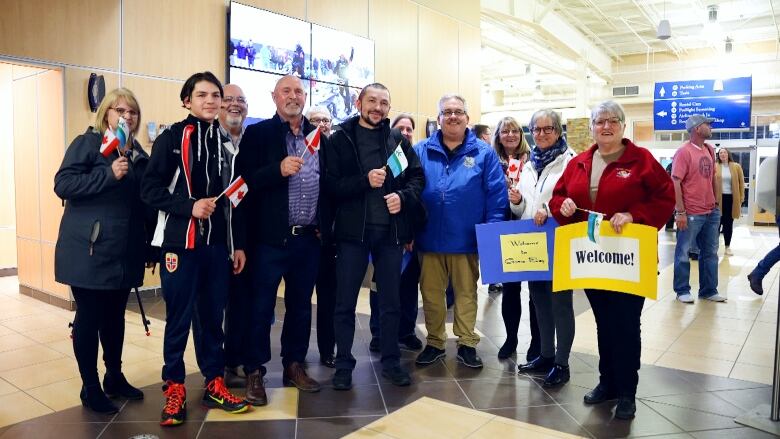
left=514, top=109, right=576, bottom=387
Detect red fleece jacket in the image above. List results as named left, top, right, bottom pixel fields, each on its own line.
left=549, top=139, right=675, bottom=230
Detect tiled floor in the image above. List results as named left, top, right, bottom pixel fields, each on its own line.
left=0, top=223, right=778, bottom=438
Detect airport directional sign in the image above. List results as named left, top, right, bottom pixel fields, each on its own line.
left=653, top=77, right=752, bottom=131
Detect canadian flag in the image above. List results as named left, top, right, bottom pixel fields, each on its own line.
left=305, top=128, right=321, bottom=155
left=100, top=128, right=120, bottom=157
left=507, top=158, right=523, bottom=181
left=223, top=176, right=248, bottom=208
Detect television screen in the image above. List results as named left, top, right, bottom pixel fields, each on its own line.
left=228, top=2, right=311, bottom=77
left=228, top=68, right=310, bottom=121
left=310, top=24, right=375, bottom=89
left=309, top=81, right=360, bottom=124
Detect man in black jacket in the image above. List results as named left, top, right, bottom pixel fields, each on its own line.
left=325, top=83, right=425, bottom=390
left=237, top=75, right=328, bottom=405
left=141, top=72, right=249, bottom=427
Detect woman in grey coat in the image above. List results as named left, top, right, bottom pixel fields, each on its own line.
left=54, top=88, right=151, bottom=414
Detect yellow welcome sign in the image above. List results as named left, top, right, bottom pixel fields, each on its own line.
left=552, top=221, right=658, bottom=300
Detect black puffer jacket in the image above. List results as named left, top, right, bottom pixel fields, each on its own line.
left=54, top=128, right=153, bottom=290
left=325, top=116, right=425, bottom=244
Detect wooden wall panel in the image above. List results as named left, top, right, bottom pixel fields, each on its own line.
left=12, top=75, right=41, bottom=241
left=37, top=70, right=65, bottom=244
left=122, top=0, right=225, bottom=80
left=16, top=239, right=41, bottom=290
left=121, top=76, right=189, bottom=149
left=307, top=0, right=369, bottom=37
left=41, top=243, right=69, bottom=299
left=64, top=68, right=119, bottom=145
left=239, top=0, right=305, bottom=18
left=458, top=23, right=481, bottom=121
left=0, top=0, right=119, bottom=70
left=412, top=0, right=479, bottom=27
left=369, top=0, right=418, bottom=116
left=417, top=8, right=459, bottom=119
left=0, top=64, right=15, bottom=230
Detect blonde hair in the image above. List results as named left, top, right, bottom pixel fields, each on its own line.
left=493, top=116, right=530, bottom=162
left=94, top=87, right=141, bottom=135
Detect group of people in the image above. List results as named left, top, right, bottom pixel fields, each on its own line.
left=55, top=67, right=689, bottom=427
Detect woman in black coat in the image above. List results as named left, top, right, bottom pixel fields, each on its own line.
left=54, top=88, right=151, bottom=414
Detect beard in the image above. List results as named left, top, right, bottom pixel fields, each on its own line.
left=223, top=114, right=243, bottom=129
left=360, top=111, right=383, bottom=127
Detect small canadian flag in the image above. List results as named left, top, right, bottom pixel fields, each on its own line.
left=305, top=128, right=321, bottom=155
left=223, top=176, right=248, bottom=208
left=507, top=158, right=523, bottom=181
left=100, top=128, right=120, bottom=157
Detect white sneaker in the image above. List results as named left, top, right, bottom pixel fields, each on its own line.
left=702, top=294, right=727, bottom=302
left=724, top=247, right=733, bottom=256
left=677, top=293, right=694, bottom=304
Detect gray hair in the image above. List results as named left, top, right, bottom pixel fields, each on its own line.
left=529, top=109, right=563, bottom=137
left=437, top=94, right=468, bottom=115
left=306, top=105, right=331, bottom=119
left=589, top=100, right=626, bottom=127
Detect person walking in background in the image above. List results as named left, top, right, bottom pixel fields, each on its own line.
left=715, top=148, right=744, bottom=256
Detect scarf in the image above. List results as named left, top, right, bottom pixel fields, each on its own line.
left=531, top=137, right=569, bottom=172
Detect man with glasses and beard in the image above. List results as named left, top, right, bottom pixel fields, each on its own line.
left=325, top=83, right=425, bottom=390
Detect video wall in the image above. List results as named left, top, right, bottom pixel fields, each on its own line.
left=227, top=2, right=375, bottom=124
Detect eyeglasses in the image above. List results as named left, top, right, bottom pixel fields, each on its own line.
left=310, top=117, right=331, bottom=125
left=440, top=109, right=466, bottom=118
left=111, top=107, right=138, bottom=118
left=223, top=96, right=247, bottom=104
left=594, top=118, right=622, bottom=127
left=500, top=129, right=521, bottom=136
left=532, top=126, right=554, bottom=135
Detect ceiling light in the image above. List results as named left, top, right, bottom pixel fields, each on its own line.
left=657, top=19, right=671, bottom=40
left=725, top=37, right=733, bottom=53
left=708, top=5, right=718, bottom=22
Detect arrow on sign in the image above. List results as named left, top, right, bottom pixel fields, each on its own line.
left=659, top=87, right=666, bottom=97
left=656, top=110, right=668, bottom=117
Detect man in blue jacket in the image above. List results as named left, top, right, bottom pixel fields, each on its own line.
left=413, top=94, right=507, bottom=369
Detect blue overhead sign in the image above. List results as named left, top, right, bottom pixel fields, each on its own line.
left=653, top=77, right=752, bottom=131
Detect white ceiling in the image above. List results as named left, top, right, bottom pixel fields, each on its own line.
left=480, top=0, right=780, bottom=114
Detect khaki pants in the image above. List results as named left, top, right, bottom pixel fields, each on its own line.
left=418, top=252, right=480, bottom=349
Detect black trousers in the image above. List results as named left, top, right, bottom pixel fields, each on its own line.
left=224, top=265, right=252, bottom=369
left=369, top=249, right=420, bottom=340
left=334, top=229, right=402, bottom=370
left=71, top=287, right=130, bottom=386
left=585, top=289, right=645, bottom=397
left=720, top=193, right=734, bottom=246
left=315, top=244, right=337, bottom=358
left=501, top=282, right=540, bottom=355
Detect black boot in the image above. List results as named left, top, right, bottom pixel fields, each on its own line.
left=80, top=384, right=119, bottom=414
left=497, top=338, right=517, bottom=359
left=518, top=355, right=554, bottom=374
left=615, top=396, right=636, bottom=420
left=103, top=372, right=144, bottom=400
left=542, top=364, right=570, bottom=388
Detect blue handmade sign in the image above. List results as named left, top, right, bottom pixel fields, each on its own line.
left=475, top=218, right=557, bottom=284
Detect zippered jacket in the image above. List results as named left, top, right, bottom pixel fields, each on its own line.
left=413, top=129, right=507, bottom=254
left=511, top=145, right=575, bottom=220
left=324, top=116, right=425, bottom=244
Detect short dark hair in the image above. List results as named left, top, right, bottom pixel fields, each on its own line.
left=180, top=71, right=223, bottom=103
left=357, top=82, right=389, bottom=102
left=473, top=124, right=490, bottom=139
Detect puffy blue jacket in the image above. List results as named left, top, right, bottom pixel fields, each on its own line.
left=413, top=129, right=507, bottom=254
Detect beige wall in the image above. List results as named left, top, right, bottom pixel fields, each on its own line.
left=0, top=64, right=16, bottom=269
left=0, top=0, right=481, bottom=302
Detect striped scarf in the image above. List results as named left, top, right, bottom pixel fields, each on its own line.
left=531, top=137, right=569, bottom=172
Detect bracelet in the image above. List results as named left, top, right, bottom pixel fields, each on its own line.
left=675, top=211, right=686, bottom=216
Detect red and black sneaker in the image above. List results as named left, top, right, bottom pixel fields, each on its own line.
left=160, top=381, right=187, bottom=427
left=202, top=376, right=249, bottom=414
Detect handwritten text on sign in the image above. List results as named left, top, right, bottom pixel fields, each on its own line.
left=500, top=232, right=549, bottom=272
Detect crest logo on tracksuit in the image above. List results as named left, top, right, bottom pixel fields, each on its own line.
left=165, top=252, right=179, bottom=273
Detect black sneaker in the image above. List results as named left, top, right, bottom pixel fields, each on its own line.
left=415, top=345, right=445, bottom=366
left=160, top=381, right=186, bottom=426
left=382, top=365, right=411, bottom=387
left=369, top=337, right=380, bottom=353
left=456, top=346, right=483, bottom=368
left=202, top=377, right=249, bottom=414
left=399, top=334, right=423, bottom=351
left=332, top=369, right=352, bottom=390
left=747, top=273, right=764, bottom=295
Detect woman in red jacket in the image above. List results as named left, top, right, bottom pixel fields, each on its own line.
left=549, top=100, right=674, bottom=421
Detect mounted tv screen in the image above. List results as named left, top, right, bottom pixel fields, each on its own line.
left=228, top=2, right=310, bottom=77
left=229, top=68, right=310, bottom=122
left=310, top=24, right=375, bottom=89
left=310, top=81, right=360, bottom=124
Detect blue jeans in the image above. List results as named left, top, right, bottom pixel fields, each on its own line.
left=750, top=215, right=780, bottom=281
left=673, top=208, right=721, bottom=298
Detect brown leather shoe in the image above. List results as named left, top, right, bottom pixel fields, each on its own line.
left=282, top=362, right=321, bottom=393
left=245, top=370, right=267, bottom=406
